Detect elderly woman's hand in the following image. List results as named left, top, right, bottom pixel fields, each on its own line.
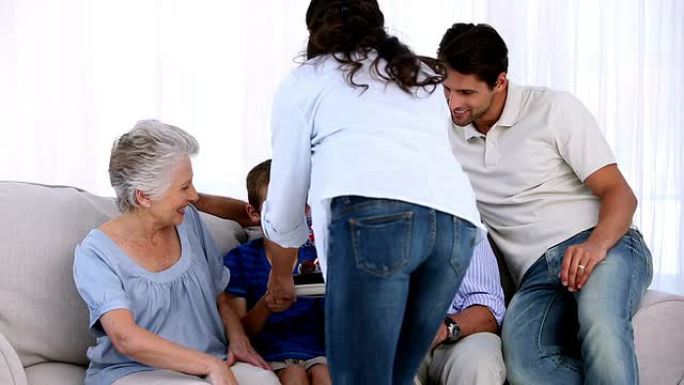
left=206, top=358, right=238, bottom=385
left=226, top=333, right=271, bottom=370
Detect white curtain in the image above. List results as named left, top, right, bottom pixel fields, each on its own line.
left=1, top=0, right=682, bottom=294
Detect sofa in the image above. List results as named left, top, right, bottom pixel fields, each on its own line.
left=1, top=181, right=683, bottom=385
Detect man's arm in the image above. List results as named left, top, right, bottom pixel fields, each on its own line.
left=432, top=239, right=506, bottom=350
left=195, top=193, right=257, bottom=228
left=560, top=164, right=636, bottom=291
left=432, top=305, right=498, bottom=349
left=450, top=305, right=499, bottom=335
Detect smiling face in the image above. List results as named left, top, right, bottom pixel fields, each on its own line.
left=443, top=68, right=507, bottom=132
left=147, top=155, right=199, bottom=226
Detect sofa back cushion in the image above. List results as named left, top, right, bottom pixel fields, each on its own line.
left=0, top=182, right=246, bottom=367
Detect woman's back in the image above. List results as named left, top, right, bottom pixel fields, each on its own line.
left=271, top=53, right=481, bottom=222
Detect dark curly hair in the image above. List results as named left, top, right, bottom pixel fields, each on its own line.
left=305, top=0, right=444, bottom=94
left=437, top=23, right=508, bottom=88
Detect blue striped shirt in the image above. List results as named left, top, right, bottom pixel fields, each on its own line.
left=448, top=239, right=506, bottom=326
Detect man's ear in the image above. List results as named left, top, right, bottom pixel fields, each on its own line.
left=246, top=203, right=261, bottom=224
left=495, top=72, right=508, bottom=91
left=135, top=189, right=152, bottom=208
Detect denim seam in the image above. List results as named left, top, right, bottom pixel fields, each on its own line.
left=537, top=290, right=583, bottom=374
left=448, top=215, right=462, bottom=274
left=626, top=232, right=640, bottom=317
left=625, top=231, right=642, bottom=378
left=429, top=210, right=436, bottom=259
left=331, top=199, right=412, bottom=221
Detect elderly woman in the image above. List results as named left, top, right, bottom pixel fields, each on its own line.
left=73, top=120, right=280, bottom=385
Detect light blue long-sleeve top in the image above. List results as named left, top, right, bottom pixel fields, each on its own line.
left=261, top=52, right=485, bottom=276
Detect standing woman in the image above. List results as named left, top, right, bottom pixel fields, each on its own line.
left=260, top=1, right=485, bottom=384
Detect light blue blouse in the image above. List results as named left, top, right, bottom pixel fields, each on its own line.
left=73, top=205, right=230, bottom=385
left=262, top=53, right=485, bottom=277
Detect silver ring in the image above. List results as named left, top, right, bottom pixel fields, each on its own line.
left=578, top=264, right=586, bottom=270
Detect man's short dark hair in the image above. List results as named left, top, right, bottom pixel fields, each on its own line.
left=437, top=23, right=509, bottom=88
left=246, top=159, right=271, bottom=211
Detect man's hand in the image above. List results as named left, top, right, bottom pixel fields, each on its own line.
left=430, top=323, right=448, bottom=352
left=563, top=164, right=637, bottom=292
left=226, top=333, right=271, bottom=370
left=560, top=241, right=608, bottom=292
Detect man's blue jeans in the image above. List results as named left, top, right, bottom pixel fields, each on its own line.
left=325, top=196, right=478, bottom=385
left=502, top=228, right=653, bottom=385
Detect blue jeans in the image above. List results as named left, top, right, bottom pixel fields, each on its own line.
left=325, top=196, right=478, bottom=385
left=502, top=228, right=653, bottom=385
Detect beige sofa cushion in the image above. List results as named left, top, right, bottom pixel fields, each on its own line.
left=24, top=362, right=84, bottom=385
left=634, top=290, right=684, bottom=384
left=0, top=331, right=27, bottom=385
left=0, top=182, right=246, bottom=368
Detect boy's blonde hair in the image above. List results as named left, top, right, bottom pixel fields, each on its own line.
left=246, top=159, right=271, bottom=212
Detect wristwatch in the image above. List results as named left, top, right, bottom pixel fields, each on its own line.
left=443, top=317, right=461, bottom=344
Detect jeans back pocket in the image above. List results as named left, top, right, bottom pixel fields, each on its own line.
left=350, top=211, right=413, bottom=277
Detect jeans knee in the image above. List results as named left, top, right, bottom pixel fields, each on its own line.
left=501, top=325, right=527, bottom=369
left=578, top=310, right=632, bottom=342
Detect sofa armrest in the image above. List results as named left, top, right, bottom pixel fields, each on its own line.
left=0, top=331, right=27, bottom=385
left=633, top=289, right=684, bottom=385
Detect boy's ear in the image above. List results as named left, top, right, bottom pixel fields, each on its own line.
left=245, top=203, right=261, bottom=224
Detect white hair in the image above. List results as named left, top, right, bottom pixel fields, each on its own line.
left=109, top=119, right=199, bottom=212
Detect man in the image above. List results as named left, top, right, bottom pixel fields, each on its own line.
left=437, top=23, right=653, bottom=385
left=415, top=238, right=506, bottom=385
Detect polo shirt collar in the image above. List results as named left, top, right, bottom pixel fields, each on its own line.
left=460, top=82, right=522, bottom=141
left=497, top=82, right=522, bottom=128
left=463, top=124, right=484, bottom=141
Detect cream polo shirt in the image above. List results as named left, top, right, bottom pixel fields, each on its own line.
left=448, top=83, right=616, bottom=285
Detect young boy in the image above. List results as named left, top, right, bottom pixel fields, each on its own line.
left=223, top=159, right=330, bottom=385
